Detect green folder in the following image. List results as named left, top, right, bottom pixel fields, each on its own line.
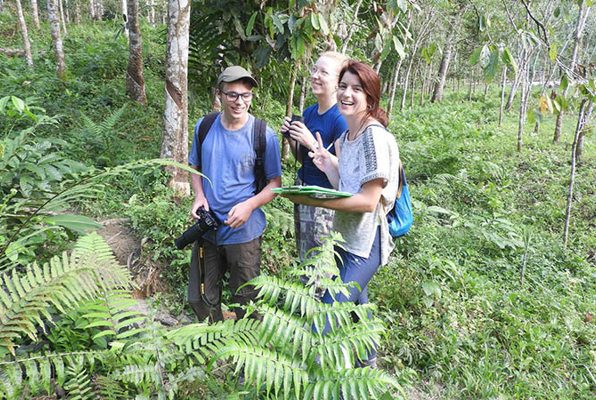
left=272, top=185, right=353, bottom=199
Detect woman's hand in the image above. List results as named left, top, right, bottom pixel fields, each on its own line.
left=288, top=120, right=318, bottom=151
left=308, top=133, right=338, bottom=179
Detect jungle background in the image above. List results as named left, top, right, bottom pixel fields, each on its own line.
left=1, top=0, right=595, bottom=399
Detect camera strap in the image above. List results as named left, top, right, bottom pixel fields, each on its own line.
left=197, top=242, right=219, bottom=307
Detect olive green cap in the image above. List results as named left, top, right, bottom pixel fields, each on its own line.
left=217, top=66, right=258, bottom=87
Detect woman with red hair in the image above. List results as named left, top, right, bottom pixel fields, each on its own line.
left=282, top=60, right=401, bottom=368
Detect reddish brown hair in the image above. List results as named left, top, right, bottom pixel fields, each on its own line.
left=338, top=60, right=388, bottom=127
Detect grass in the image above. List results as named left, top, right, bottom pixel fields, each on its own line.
left=1, top=12, right=594, bottom=399
left=373, top=93, right=595, bottom=399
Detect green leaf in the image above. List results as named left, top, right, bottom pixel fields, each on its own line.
left=421, top=281, right=441, bottom=297
left=246, top=12, right=258, bottom=37
left=527, top=108, right=535, bottom=124
left=310, top=12, right=320, bottom=30
left=393, top=36, right=405, bottom=59
left=479, top=15, right=486, bottom=32
left=469, top=46, right=482, bottom=66
left=479, top=45, right=491, bottom=68
left=45, top=214, right=104, bottom=233
left=501, top=47, right=518, bottom=75
left=318, top=14, right=329, bottom=35
left=484, top=49, right=499, bottom=82
left=560, top=74, right=568, bottom=90
left=554, top=6, right=560, bottom=17
left=374, top=33, right=383, bottom=52
left=11, top=96, right=26, bottom=113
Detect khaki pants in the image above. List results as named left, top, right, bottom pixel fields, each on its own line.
left=188, top=237, right=261, bottom=323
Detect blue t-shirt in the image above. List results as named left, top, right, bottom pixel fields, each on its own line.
left=189, top=113, right=282, bottom=245
left=298, top=103, right=347, bottom=188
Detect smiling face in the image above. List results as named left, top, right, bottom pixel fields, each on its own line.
left=336, top=71, right=368, bottom=121
left=218, top=80, right=253, bottom=123
left=310, top=56, right=340, bottom=97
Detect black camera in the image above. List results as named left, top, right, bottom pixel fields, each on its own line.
left=175, top=207, right=220, bottom=249
left=282, top=115, right=304, bottom=139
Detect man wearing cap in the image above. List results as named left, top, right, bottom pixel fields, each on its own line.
left=187, top=66, right=282, bottom=322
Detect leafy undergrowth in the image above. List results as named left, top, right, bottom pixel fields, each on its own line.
left=2, top=12, right=594, bottom=398
left=372, top=98, right=595, bottom=399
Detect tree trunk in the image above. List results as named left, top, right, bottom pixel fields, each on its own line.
left=97, top=0, right=104, bottom=20
left=410, top=68, right=416, bottom=107
left=504, top=70, right=520, bottom=111
left=282, top=62, right=299, bottom=160
left=89, top=0, right=96, bottom=20
left=15, top=0, right=33, bottom=68
left=59, top=0, right=67, bottom=35
left=126, top=0, right=146, bottom=104
left=340, top=0, right=363, bottom=54
left=75, top=0, right=81, bottom=24
left=150, top=0, right=156, bottom=25
left=575, top=102, right=592, bottom=164
left=161, top=0, right=190, bottom=196
left=387, top=57, right=403, bottom=118
left=65, top=0, right=70, bottom=22
left=517, top=49, right=532, bottom=152
left=122, top=0, right=129, bottom=38
left=299, top=75, right=307, bottom=114
left=400, top=52, right=415, bottom=110
left=564, top=98, right=593, bottom=246
left=47, top=0, right=66, bottom=78
left=499, top=66, right=507, bottom=126
left=553, top=1, right=589, bottom=143
left=30, top=0, right=41, bottom=29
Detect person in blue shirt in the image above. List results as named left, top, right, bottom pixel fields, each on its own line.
left=280, top=52, right=348, bottom=261
left=188, top=66, right=282, bottom=322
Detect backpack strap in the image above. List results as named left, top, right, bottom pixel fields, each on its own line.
left=252, top=117, right=267, bottom=194
left=195, top=112, right=267, bottom=193
left=397, top=161, right=407, bottom=199
left=196, top=112, right=220, bottom=165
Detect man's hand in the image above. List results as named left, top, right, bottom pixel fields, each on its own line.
left=225, top=200, right=255, bottom=228
left=190, top=196, right=209, bottom=220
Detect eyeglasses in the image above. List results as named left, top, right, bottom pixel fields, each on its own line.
left=310, top=65, right=337, bottom=78
left=220, top=90, right=253, bottom=102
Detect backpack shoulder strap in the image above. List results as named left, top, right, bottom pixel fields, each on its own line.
left=198, top=112, right=220, bottom=144
left=196, top=112, right=220, bottom=165
left=252, top=117, right=267, bottom=193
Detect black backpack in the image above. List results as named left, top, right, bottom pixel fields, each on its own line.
left=195, top=112, right=267, bottom=194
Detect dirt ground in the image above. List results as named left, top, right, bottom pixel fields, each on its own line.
left=96, top=217, right=164, bottom=299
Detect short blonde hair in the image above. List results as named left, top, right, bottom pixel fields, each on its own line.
left=318, top=51, right=348, bottom=73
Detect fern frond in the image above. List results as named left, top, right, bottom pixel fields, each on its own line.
left=310, top=301, right=377, bottom=335
left=168, top=318, right=260, bottom=363
left=306, top=367, right=401, bottom=400
left=257, top=304, right=313, bottom=359
left=63, top=361, right=94, bottom=400
left=93, top=375, right=131, bottom=400
left=314, top=321, right=384, bottom=370
left=80, top=289, right=147, bottom=344
left=0, top=233, right=131, bottom=354
left=211, top=341, right=309, bottom=400
left=0, top=351, right=102, bottom=399
left=98, top=104, right=128, bottom=133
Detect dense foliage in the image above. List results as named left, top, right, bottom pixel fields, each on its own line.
left=1, top=2, right=595, bottom=399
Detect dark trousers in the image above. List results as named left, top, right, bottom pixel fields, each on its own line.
left=188, top=237, right=261, bottom=323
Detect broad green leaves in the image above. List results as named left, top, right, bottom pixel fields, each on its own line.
left=470, top=45, right=517, bottom=82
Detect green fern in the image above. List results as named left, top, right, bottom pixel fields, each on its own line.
left=169, top=232, right=404, bottom=399
left=0, top=233, right=131, bottom=354
left=63, top=358, right=94, bottom=400
left=77, top=104, right=128, bottom=137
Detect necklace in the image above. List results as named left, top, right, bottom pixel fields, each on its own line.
left=348, top=118, right=373, bottom=141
